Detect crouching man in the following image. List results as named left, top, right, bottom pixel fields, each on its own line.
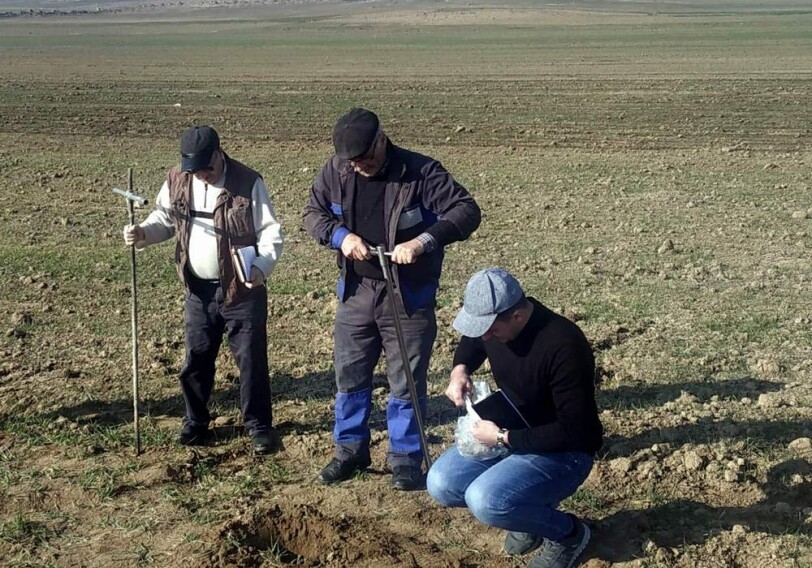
left=427, top=268, right=602, bottom=568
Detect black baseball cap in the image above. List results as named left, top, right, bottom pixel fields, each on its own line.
left=180, top=125, right=220, bottom=172
left=332, top=108, right=380, bottom=160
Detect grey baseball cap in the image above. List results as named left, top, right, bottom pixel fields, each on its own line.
left=452, top=268, right=524, bottom=337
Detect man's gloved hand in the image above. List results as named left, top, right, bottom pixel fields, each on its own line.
left=123, top=224, right=145, bottom=246
left=391, top=238, right=424, bottom=265
left=445, top=364, right=473, bottom=407
left=244, top=266, right=265, bottom=289
left=340, top=233, right=371, bottom=261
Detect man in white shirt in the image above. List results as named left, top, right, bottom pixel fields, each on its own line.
left=123, top=125, right=284, bottom=454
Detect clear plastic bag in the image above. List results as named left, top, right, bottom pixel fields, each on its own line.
left=455, top=381, right=509, bottom=460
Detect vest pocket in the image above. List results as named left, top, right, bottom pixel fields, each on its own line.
left=227, top=202, right=254, bottom=239
left=397, top=205, right=423, bottom=231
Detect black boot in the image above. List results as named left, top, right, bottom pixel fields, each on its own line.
left=390, top=466, right=424, bottom=491
left=318, top=455, right=371, bottom=484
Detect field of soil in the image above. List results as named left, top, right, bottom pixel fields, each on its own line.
left=0, top=1, right=811, bottom=567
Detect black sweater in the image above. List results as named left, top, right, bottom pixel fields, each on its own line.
left=349, top=172, right=387, bottom=280
left=452, top=298, right=603, bottom=455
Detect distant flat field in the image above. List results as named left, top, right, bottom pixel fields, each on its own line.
left=0, top=4, right=811, bottom=568
left=1, top=8, right=812, bottom=80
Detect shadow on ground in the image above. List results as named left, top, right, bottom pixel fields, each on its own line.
left=586, top=457, right=812, bottom=563
left=602, top=417, right=812, bottom=458
left=15, top=369, right=461, bottom=438
left=596, top=376, right=782, bottom=411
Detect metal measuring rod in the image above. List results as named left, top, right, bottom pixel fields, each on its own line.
left=112, top=169, right=149, bottom=456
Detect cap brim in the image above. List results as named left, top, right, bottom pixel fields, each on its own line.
left=181, top=150, right=213, bottom=173
left=335, top=142, right=371, bottom=161
left=452, top=308, right=497, bottom=338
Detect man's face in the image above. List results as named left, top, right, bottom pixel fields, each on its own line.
left=349, top=133, right=386, bottom=177
left=192, top=149, right=224, bottom=184
left=481, top=316, right=520, bottom=343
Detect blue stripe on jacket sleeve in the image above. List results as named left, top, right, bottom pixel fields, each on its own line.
left=331, top=226, right=350, bottom=250
left=330, top=202, right=343, bottom=215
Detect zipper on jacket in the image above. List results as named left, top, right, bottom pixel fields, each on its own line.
left=389, top=183, right=407, bottom=249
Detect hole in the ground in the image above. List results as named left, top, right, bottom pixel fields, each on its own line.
left=243, top=529, right=301, bottom=565
left=214, top=504, right=348, bottom=567
left=213, top=503, right=412, bottom=567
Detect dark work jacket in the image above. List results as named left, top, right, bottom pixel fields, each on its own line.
left=302, top=143, right=481, bottom=314
left=166, top=153, right=261, bottom=308
left=453, top=299, right=604, bottom=456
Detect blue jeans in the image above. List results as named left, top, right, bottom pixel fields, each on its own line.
left=427, top=446, right=593, bottom=541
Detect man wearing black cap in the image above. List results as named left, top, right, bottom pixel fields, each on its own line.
left=123, top=125, right=284, bottom=454
left=427, top=268, right=601, bottom=568
left=303, top=107, right=481, bottom=490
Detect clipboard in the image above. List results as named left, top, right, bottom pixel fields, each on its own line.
left=471, top=389, right=530, bottom=430
left=231, top=245, right=257, bottom=284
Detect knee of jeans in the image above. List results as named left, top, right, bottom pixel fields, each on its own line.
left=464, top=483, right=505, bottom=526
left=426, top=468, right=453, bottom=506
left=426, top=469, right=448, bottom=507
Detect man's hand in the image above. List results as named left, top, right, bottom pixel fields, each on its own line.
left=340, top=233, right=371, bottom=261
left=244, top=266, right=265, bottom=289
left=472, top=420, right=500, bottom=447
left=391, top=239, right=424, bottom=265
left=123, top=224, right=145, bottom=246
left=445, top=364, right=473, bottom=407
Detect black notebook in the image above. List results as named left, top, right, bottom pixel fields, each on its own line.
left=471, top=390, right=530, bottom=430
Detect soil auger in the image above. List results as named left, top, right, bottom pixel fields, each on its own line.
left=371, top=245, right=433, bottom=470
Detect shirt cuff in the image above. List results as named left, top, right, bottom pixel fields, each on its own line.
left=415, top=232, right=438, bottom=254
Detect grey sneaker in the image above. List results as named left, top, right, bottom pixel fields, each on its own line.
left=526, top=517, right=590, bottom=568
left=504, top=531, right=545, bottom=556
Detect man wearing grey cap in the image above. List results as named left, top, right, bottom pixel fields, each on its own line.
left=122, top=125, right=284, bottom=454
left=303, top=107, right=480, bottom=490
left=427, top=268, right=602, bottom=568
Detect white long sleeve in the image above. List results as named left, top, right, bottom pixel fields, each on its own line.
left=136, top=181, right=174, bottom=249
left=251, top=177, right=284, bottom=279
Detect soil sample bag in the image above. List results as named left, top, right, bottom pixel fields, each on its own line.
left=455, top=381, right=509, bottom=460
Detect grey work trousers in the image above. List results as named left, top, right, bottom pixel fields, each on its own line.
left=332, top=277, right=436, bottom=467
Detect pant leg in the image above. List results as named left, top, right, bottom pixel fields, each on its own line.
left=223, top=287, right=272, bottom=435
left=179, top=281, right=225, bottom=429
left=333, top=279, right=382, bottom=461
left=427, top=445, right=501, bottom=507
left=377, top=292, right=437, bottom=468
left=462, top=451, right=594, bottom=541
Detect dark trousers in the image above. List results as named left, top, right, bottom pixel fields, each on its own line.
left=333, top=277, right=437, bottom=468
left=179, top=276, right=272, bottom=435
